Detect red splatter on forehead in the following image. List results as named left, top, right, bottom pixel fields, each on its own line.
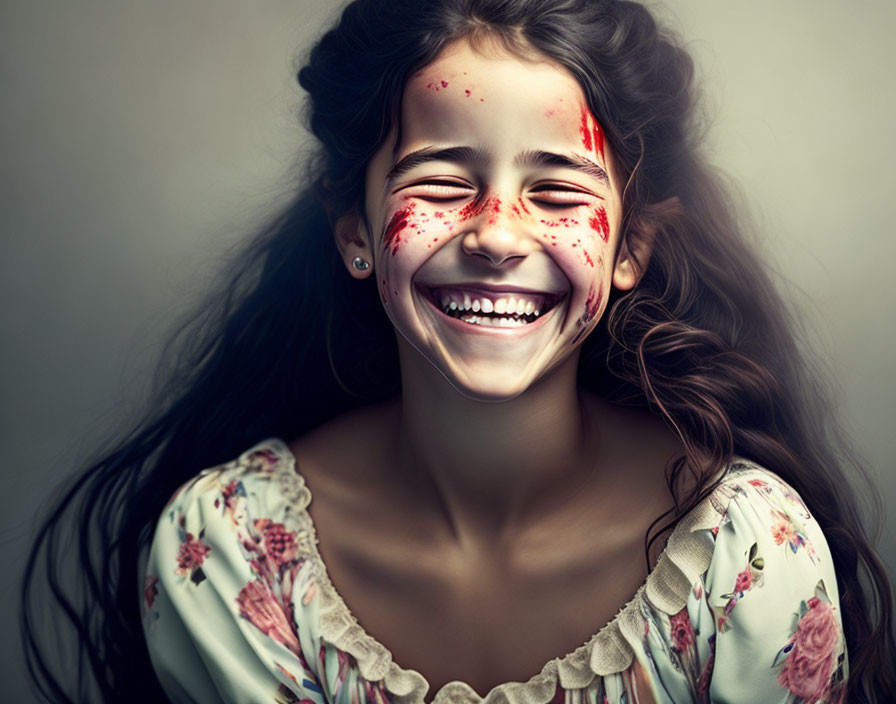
left=579, top=105, right=606, bottom=163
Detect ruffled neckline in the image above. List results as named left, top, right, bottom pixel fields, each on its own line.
left=254, top=438, right=738, bottom=704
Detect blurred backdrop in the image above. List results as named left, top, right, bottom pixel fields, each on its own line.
left=2, top=1, right=894, bottom=700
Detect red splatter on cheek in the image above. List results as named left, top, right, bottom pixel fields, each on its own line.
left=464, top=89, right=471, bottom=97
left=573, top=283, right=603, bottom=342
left=516, top=196, right=531, bottom=216
left=588, top=206, right=610, bottom=242
left=382, top=202, right=416, bottom=255
left=441, top=80, right=449, bottom=88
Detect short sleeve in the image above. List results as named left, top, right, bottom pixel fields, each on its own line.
left=139, top=462, right=328, bottom=704
left=700, top=470, right=849, bottom=703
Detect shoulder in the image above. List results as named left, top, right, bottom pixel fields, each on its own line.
left=637, top=458, right=848, bottom=703
left=141, top=439, right=327, bottom=701
left=159, top=439, right=309, bottom=528
left=699, top=458, right=848, bottom=701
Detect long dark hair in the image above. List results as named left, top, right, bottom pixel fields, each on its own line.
left=22, top=0, right=895, bottom=701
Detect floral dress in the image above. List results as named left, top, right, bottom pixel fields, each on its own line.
left=140, top=439, right=848, bottom=703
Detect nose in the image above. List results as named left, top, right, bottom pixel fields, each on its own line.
left=460, top=195, right=537, bottom=266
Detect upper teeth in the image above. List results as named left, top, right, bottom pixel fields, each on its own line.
left=438, top=290, right=544, bottom=317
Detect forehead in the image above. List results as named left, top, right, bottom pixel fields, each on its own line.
left=398, top=39, right=588, bottom=154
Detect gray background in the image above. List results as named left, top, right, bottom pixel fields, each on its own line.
left=2, top=1, right=893, bottom=700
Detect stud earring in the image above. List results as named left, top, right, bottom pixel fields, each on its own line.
left=351, top=256, right=370, bottom=271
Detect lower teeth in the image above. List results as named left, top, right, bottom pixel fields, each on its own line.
left=458, top=314, right=526, bottom=327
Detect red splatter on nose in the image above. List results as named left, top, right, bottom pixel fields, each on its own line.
left=458, top=195, right=495, bottom=221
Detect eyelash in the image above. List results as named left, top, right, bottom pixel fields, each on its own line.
left=410, top=181, right=591, bottom=207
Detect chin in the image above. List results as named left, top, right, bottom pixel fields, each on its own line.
left=435, top=365, right=534, bottom=403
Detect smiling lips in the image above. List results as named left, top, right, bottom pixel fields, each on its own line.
left=422, top=285, right=564, bottom=328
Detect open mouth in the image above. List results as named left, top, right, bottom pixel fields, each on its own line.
left=419, top=285, right=564, bottom=328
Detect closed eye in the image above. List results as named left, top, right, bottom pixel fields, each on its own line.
left=527, top=185, right=598, bottom=207
left=400, top=180, right=474, bottom=201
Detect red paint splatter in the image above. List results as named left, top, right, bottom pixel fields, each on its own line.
left=433, top=211, right=444, bottom=218
left=441, top=80, right=448, bottom=88
left=589, top=206, right=610, bottom=242
left=579, top=107, right=593, bottom=152
left=582, top=248, right=595, bottom=267
left=593, top=121, right=605, bottom=161
left=510, top=203, right=520, bottom=216
left=517, top=197, right=531, bottom=215
left=458, top=196, right=494, bottom=221
left=383, top=203, right=414, bottom=255
left=573, top=284, right=603, bottom=342
left=579, top=105, right=606, bottom=162
left=464, top=89, right=471, bottom=97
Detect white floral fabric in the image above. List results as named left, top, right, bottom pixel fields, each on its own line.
left=140, top=439, right=848, bottom=703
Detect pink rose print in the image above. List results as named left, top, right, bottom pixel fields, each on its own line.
left=776, top=595, right=840, bottom=701
left=174, top=532, right=210, bottom=579
left=143, top=573, right=159, bottom=610
left=713, top=542, right=764, bottom=632
left=669, top=608, right=695, bottom=652
left=734, top=567, right=752, bottom=592
left=246, top=448, right=280, bottom=473
left=256, top=519, right=299, bottom=567
left=237, top=579, right=300, bottom=654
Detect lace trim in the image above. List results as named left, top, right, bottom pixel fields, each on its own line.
left=249, top=438, right=752, bottom=704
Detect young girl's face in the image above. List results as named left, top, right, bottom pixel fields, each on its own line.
left=361, top=39, right=634, bottom=400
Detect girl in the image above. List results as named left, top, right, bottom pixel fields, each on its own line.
left=22, top=0, right=895, bottom=702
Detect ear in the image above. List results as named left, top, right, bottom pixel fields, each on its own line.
left=612, top=197, right=681, bottom=291
left=333, top=210, right=374, bottom=279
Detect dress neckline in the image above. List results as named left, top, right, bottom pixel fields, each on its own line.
left=252, top=438, right=736, bottom=704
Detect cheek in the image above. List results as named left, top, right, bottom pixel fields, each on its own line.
left=572, top=281, right=605, bottom=344
left=536, top=207, right=612, bottom=273
left=379, top=195, right=508, bottom=261
left=376, top=199, right=467, bottom=308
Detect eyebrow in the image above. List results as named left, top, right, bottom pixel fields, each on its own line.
left=386, top=146, right=609, bottom=185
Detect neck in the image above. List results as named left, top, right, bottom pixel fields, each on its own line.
left=392, top=343, right=600, bottom=551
